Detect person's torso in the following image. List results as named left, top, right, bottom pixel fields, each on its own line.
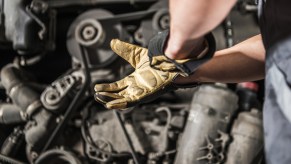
left=258, top=0, right=291, bottom=50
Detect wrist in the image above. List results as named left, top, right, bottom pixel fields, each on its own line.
left=165, top=36, right=205, bottom=60
left=173, top=73, right=200, bottom=85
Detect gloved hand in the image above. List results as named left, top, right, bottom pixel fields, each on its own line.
left=94, top=39, right=198, bottom=110
left=148, top=30, right=216, bottom=77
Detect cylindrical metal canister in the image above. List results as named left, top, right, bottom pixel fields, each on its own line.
left=174, top=84, right=238, bottom=164
left=225, top=109, right=263, bottom=164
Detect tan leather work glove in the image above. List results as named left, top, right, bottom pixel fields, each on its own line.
left=94, top=39, right=194, bottom=110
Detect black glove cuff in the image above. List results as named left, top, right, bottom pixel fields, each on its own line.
left=148, top=30, right=170, bottom=63
left=148, top=30, right=216, bottom=77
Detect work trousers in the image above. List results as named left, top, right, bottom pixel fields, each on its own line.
left=264, top=36, right=291, bottom=164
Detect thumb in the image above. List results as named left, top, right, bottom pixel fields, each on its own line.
left=110, top=39, right=148, bottom=68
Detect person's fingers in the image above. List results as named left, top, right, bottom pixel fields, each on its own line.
left=94, top=80, right=126, bottom=92
left=94, top=92, right=124, bottom=104
left=151, top=56, right=168, bottom=65
left=176, top=58, right=190, bottom=63
left=156, top=62, right=177, bottom=71
left=110, top=39, right=148, bottom=68
left=151, top=56, right=161, bottom=66
left=151, top=56, right=190, bottom=72
left=106, top=97, right=130, bottom=110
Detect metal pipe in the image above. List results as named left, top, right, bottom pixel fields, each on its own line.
left=0, top=153, right=26, bottom=164
left=0, top=104, right=26, bottom=124
left=0, top=65, right=41, bottom=112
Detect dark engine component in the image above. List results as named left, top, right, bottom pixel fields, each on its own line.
left=0, top=104, right=25, bottom=124
left=226, top=108, right=263, bottom=164
left=174, top=84, right=238, bottom=164
left=67, top=9, right=125, bottom=70
left=40, top=75, right=78, bottom=112
left=82, top=103, right=188, bottom=163
left=135, top=1, right=169, bottom=47
left=1, top=127, right=24, bottom=157
left=25, top=109, right=58, bottom=156
left=0, top=64, right=41, bottom=119
left=34, top=149, right=81, bottom=164
left=25, top=74, right=81, bottom=161
left=1, top=0, right=55, bottom=54
left=236, top=82, right=261, bottom=111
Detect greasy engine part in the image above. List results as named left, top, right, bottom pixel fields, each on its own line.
left=0, top=65, right=42, bottom=117
left=212, top=3, right=260, bottom=50
left=83, top=102, right=188, bottom=163
left=225, top=108, right=264, bottom=164
left=174, top=84, right=238, bottom=164
left=0, top=104, right=26, bottom=124
left=134, top=0, right=169, bottom=47
left=130, top=106, right=182, bottom=155
left=40, top=45, right=91, bottom=155
left=236, top=82, right=261, bottom=111
left=40, top=75, right=79, bottom=112
left=81, top=102, right=132, bottom=163
left=65, top=5, right=166, bottom=86
left=25, top=109, right=58, bottom=157
left=67, top=9, right=125, bottom=70
left=34, top=149, right=81, bottom=164
left=0, top=153, right=26, bottom=164
left=0, top=64, right=42, bottom=160
left=1, top=0, right=56, bottom=54
left=66, top=9, right=132, bottom=87
left=25, top=74, right=81, bottom=159
left=1, top=127, right=24, bottom=157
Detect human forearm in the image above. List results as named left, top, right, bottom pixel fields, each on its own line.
left=174, top=35, right=265, bottom=84
left=165, top=0, right=237, bottom=59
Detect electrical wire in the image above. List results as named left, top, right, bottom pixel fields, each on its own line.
left=113, top=110, right=141, bottom=164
